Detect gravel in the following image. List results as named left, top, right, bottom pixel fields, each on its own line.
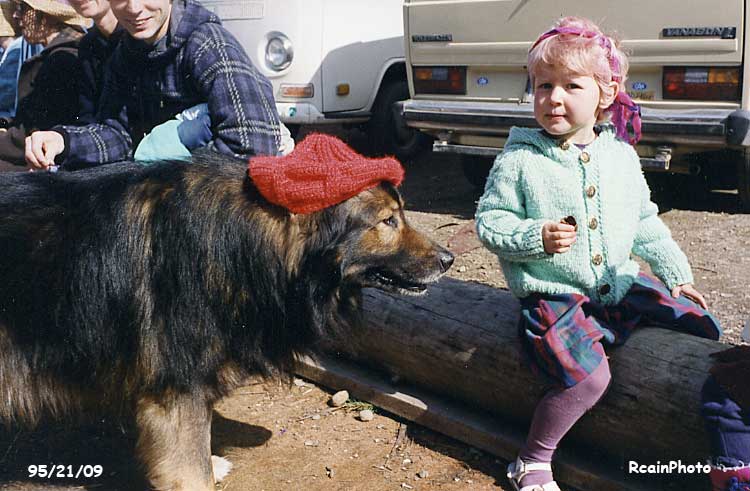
left=330, top=390, right=349, bottom=407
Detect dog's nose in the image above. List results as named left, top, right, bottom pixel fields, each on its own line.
left=438, top=250, right=454, bottom=272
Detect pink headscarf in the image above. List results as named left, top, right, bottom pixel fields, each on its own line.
left=531, top=26, right=642, bottom=145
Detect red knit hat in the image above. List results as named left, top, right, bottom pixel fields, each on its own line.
left=248, top=133, right=405, bottom=214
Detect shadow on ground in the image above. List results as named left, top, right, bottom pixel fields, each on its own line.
left=0, top=413, right=271, bottom=490
left=647, top=173, right=743, bottom=214
left=304, top=125, right=745, bottom=217
left=404, top=423, right=508, bottom=488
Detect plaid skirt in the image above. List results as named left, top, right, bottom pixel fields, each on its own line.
left=519, top=273, right=722, bottom=388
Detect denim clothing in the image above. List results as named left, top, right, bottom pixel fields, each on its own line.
left=0, top=38, right=43, bottom=120
left=703, top=374, right=750, bottom=467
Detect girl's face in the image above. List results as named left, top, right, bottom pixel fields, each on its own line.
left=533, top=63, right=614, bottom=144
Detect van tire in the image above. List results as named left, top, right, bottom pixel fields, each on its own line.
left=368, top=80, right=431, bottom=161
left=286, top=124, right=300, bottom=140
left=461, top=155, right=494, bottom=188
left=737, top=148, right=750, bottom=212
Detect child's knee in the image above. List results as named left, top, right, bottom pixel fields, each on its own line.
left=580, top=357, right=612, bottom=405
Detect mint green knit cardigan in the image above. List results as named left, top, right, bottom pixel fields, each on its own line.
left=475, top=126, right=693, bottom=305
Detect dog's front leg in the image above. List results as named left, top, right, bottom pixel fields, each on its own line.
left=135, top=392, right=214, bottom=491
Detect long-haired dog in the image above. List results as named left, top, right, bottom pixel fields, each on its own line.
left=0, top=144, right=452, bottom=490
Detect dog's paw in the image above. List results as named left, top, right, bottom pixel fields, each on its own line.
left=211, top=455, right=233, bottom=483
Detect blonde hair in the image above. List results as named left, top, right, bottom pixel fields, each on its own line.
left=528, top=17, right=629, bottom=113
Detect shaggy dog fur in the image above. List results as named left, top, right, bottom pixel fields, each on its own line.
left=0, top=153, right=453, bottom=490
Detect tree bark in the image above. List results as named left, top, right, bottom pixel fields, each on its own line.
left=330, top=277, right=720, bottom=464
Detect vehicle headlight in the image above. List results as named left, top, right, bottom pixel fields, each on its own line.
left=265, top=35, right=293, bottom=71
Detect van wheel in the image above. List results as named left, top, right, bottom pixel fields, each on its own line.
left=461, top=155, right=494, bottom=188
left=286, top=124, right=300, bottom=140
left=368, top=80, right=431, bottom=161
left=736, top=148, right=750, bottom=212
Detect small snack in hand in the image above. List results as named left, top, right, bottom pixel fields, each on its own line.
left=561, top=215, right=577, bottom=231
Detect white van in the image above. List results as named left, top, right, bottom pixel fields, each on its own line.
left=201, top=0, right=430, bottom=159
left=402, top=0, right=750, bottom=209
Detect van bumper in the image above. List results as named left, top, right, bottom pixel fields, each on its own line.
left=276, top=102, right=370, bottom=125
left=400, top=99, right=750, bottom=147
left=277, top=102, right=327, bottom=124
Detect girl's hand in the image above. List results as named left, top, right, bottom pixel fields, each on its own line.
left=542, top=221, right=577, bottom=254
left=671, top=283, right=708, bottom=310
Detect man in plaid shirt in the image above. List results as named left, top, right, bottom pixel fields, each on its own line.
left=25, top=0, right=281, bottom=169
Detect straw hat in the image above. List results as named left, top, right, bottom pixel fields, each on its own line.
left=0, top=2, right=18, bottom=37
left=21, top=0, right=91, bottom=28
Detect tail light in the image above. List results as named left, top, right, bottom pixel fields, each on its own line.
left=413, top=66, right=466, bottom=95
left=662, top=67, right=740, bottom=101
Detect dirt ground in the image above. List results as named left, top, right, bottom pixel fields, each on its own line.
left=1, top=125, right=748, bottom=491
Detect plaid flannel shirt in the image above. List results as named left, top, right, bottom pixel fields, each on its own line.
left=55, top=0, right=280, bottom=168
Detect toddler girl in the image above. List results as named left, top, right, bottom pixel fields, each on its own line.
left=475, top=16, right=721, bottom=491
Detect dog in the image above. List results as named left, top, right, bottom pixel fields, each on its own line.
left=0, top=150, right=453, bottom=490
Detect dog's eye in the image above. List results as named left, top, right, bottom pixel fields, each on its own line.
left=383, top=216, right=398, bottom=228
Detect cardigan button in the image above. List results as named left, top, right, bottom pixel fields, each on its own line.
left=592, top=254, right=603, bottom=266
left=586, top=185, right=597, bottom=198
left=560, top=141, right=570, bottom=150
left=599, top=283, right=611, bottom=295
left=580, top=151, right=590, bottom=163
left=589, top=217, right=598, bottom=230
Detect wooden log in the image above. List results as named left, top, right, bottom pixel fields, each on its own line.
left=297, top=354, right=655, bottom=491
left=327, top=277, right=721, bottom=465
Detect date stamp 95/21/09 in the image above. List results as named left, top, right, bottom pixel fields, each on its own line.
left=27, top=464, right=103, bottom=479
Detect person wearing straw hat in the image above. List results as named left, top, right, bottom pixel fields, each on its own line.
left=0, top=1, right=21, bottom=117
left=0, top=1, right=42, bottom=122
left=0, top=0, right=89, bottom=169
left=24, top=0, right=280, bottom=171
left=0, top=2, right=17, bottom=55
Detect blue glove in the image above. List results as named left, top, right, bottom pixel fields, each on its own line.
left=177, top=112, right=212, bottom=149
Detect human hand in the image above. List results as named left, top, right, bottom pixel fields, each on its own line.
left=25, top=131, right=65, bottom=171
left=671, top=283, right=708, bottom=309
left=542, top=221, right=577, bottom=254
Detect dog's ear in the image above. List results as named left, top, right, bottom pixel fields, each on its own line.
left=242, top=175, right=268, bottom=204
left=242, top=176, right=300, bottom=222
left=284, top=206, right=355, bottom=340
left=380, top=181, right=404, bottom=208
left=302, top=202, right=361, bottom=254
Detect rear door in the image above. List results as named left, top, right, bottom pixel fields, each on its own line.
left=405, top=0, right=744, bottom=108
left=320, top=0, right=405, bottom=114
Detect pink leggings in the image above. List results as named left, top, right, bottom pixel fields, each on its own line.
left=518, top=356, right=612, bottom=487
